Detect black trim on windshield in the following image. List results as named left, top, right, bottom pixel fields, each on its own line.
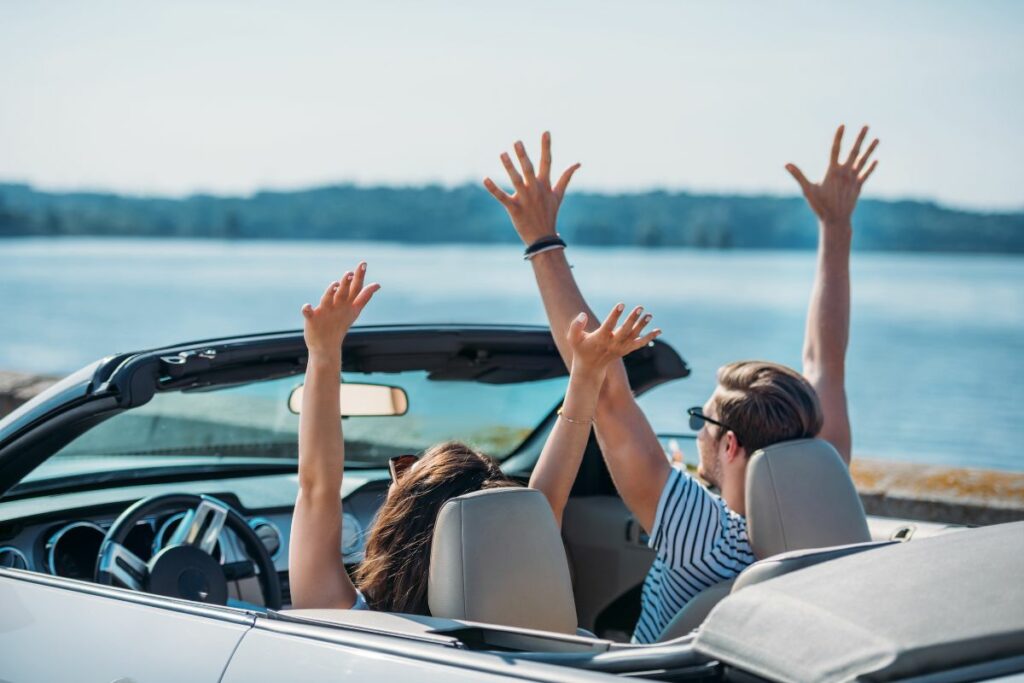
left=3, top=462, right=302, bottom=500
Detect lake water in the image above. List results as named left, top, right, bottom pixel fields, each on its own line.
left=1, top=238, right=1021, bottom=472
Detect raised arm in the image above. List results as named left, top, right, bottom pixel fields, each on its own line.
left=485, top=133, right=670, bottom=532
left=530, top=304, right=660, bottom=527
left=786, top=125, right=879, bottom=465
left=289, top=262, right=380, bottom=609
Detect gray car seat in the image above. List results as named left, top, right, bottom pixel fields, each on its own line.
left=428, top=487, right=582, bottom=635
left=656, top=438, right=871, bottom=640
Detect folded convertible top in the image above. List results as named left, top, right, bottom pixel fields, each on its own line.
left=693, top=521, right=1024, bottom=682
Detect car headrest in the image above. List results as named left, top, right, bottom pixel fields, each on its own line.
left=745, top=438, right=870, bottom=559
left=427, top=487, right=578, bottom=634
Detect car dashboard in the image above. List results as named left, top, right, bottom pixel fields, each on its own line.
left=0, top=469, right=392, bottom=606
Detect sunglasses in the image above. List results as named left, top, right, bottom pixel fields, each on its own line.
left=687, top=407, right=742, bottom=445
left=388, top=454, right=419, bottom=483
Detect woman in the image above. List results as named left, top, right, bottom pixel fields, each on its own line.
left=288, top=260, right=659, bottom=614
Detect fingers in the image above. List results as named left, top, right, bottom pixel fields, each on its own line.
left=301, top=303, right=314, bottom=320
left=617, top=306, right=644, bottom=340
left=630, top=313, right=653, bottom=340
left=599, top=303, right=625, bottom=334
left=785, top=163, right=813, bottom=197
left=320, top=281, right=339, bottom=308
left=845, top=126, right=868, bottom=167
left=830, top=124, right=844, bottom=166
left=617, top=310, right=653, bottom=348
left=334, top=271, right=354, bottom=304
left=631, top=328, right=662, bottom=351
left=352, top=282, right=381, bottom=309
left=854, top=138, right=879, bottom=172
left=858, top=160, right=879, bottom=184
left=567, top=311, right=588, bottom=345
left=348, top=261, right=367, bottom=301
left=538, top=131, right=552, bottom=183
left=500, top=153, right=524, bottom=191
left=483, top=177, right=515, bottom=209
left=514, top=140, right=536, bottom=183
left=553, top=162, right=581, bottom=200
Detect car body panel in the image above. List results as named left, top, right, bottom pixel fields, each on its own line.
left=0, top=569, right=252, bottom=683
left=222, top=626, right=613, bottom=683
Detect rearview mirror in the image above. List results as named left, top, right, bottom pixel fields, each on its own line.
left=288, top=383, right=409, bottom=417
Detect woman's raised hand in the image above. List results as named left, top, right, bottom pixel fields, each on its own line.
left=483, top=132, right=581, bottom=245
left=301, top=261, right=380, bottom=358
left=786, top=125, right=879, bottom=228
left=567, top=304, right=661, bottom=377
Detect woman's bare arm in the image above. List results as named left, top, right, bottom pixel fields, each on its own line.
left=530, top=304, right=661, bottom=527
left=289, top=262, right=380, bottom=609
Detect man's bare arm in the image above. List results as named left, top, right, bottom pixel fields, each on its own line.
left=484, top=133, right=670, bottom=531
left=529, top=305, right=660, bottom=528
left=786, top=125, right=879, bottom=465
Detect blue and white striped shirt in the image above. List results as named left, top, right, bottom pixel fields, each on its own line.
left=632, top=467, right=755, bottom=644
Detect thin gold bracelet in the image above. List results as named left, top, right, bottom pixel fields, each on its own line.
left=557, top=406, right=593, bottom=425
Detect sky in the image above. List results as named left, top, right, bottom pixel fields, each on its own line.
left=0, top=1, right=1022, bottom=210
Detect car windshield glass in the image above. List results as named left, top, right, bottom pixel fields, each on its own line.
left=27, top=371, right=565, bottom=483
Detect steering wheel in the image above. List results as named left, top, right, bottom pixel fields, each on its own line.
left=95, top=493, right=282, bottom=610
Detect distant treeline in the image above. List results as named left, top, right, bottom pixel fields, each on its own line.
left=1, top=182, right=1022, bottom=253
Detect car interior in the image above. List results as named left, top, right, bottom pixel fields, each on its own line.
left=0, top=326, right=972, bottom=675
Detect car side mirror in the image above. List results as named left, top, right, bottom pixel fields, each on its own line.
left=288, top=383, right=409, bottom=417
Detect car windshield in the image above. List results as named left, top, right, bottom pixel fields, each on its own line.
left=26, top=370, right=566, bottom=484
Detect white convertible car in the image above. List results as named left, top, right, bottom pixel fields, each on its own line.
left=1, top=326, right=1021, bottom=682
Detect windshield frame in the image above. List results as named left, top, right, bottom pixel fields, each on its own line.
left=0, top=325, right=689, bottom=498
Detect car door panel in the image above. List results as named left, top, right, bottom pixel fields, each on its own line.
left=561, top=496, right=654, bottom=638
left=0, top=570, right=250, bottom=683
left=222, top=628, right=535, bottom=683
left=221, top=620, right=621, bottom=683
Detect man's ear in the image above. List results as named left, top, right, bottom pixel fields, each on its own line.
left=723, top=432, right=745, bottom=463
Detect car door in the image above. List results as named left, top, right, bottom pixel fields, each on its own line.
left=221, top=617, right=613, bottom=683
left=0, top=568, right=251, bottom=683
left=561, top=495, right=654, bottom=639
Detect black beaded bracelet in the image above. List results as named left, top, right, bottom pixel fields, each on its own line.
left=523, top=235, right=567, bottom=260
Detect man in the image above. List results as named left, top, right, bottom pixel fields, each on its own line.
left=484, top=125, right=878, bottom=643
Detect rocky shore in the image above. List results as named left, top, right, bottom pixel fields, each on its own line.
left=0, top=370, right=57, bottom=417
left=1, top=370, right=1021, bottom=525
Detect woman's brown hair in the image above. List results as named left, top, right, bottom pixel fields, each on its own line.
left=353, top=441, right=519, bottom=614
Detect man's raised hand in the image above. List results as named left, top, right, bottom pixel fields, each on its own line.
left=301, top=261, right=380, bottom=358
left=483, top=132, right=581, bottom=245
left=567, top=304, right=661, bottom=378
left=786, top=125, right=879, bottom=228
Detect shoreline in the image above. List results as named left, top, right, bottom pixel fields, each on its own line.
left=1, top=370, right=1021, bottom=525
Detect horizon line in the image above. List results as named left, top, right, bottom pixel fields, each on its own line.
left=2, top=178, right=1022, bottom=216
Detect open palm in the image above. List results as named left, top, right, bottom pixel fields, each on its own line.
left=568, top=304, right=660, bottom=376
left=786, top=125, right=879, bottom=226
left=483, top=132, right=581, bottom=245
left=301, top=262, right=380, bottom=356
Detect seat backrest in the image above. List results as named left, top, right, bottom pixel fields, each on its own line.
left=745, top=438, right=870, bottom=559
left=655, top=578, right=736, bottom=641
left=427, top=487, right=578, bottom=635
left=656, top=541, right=894, bottom=642
left=656, top=438, right=870, bottom=642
